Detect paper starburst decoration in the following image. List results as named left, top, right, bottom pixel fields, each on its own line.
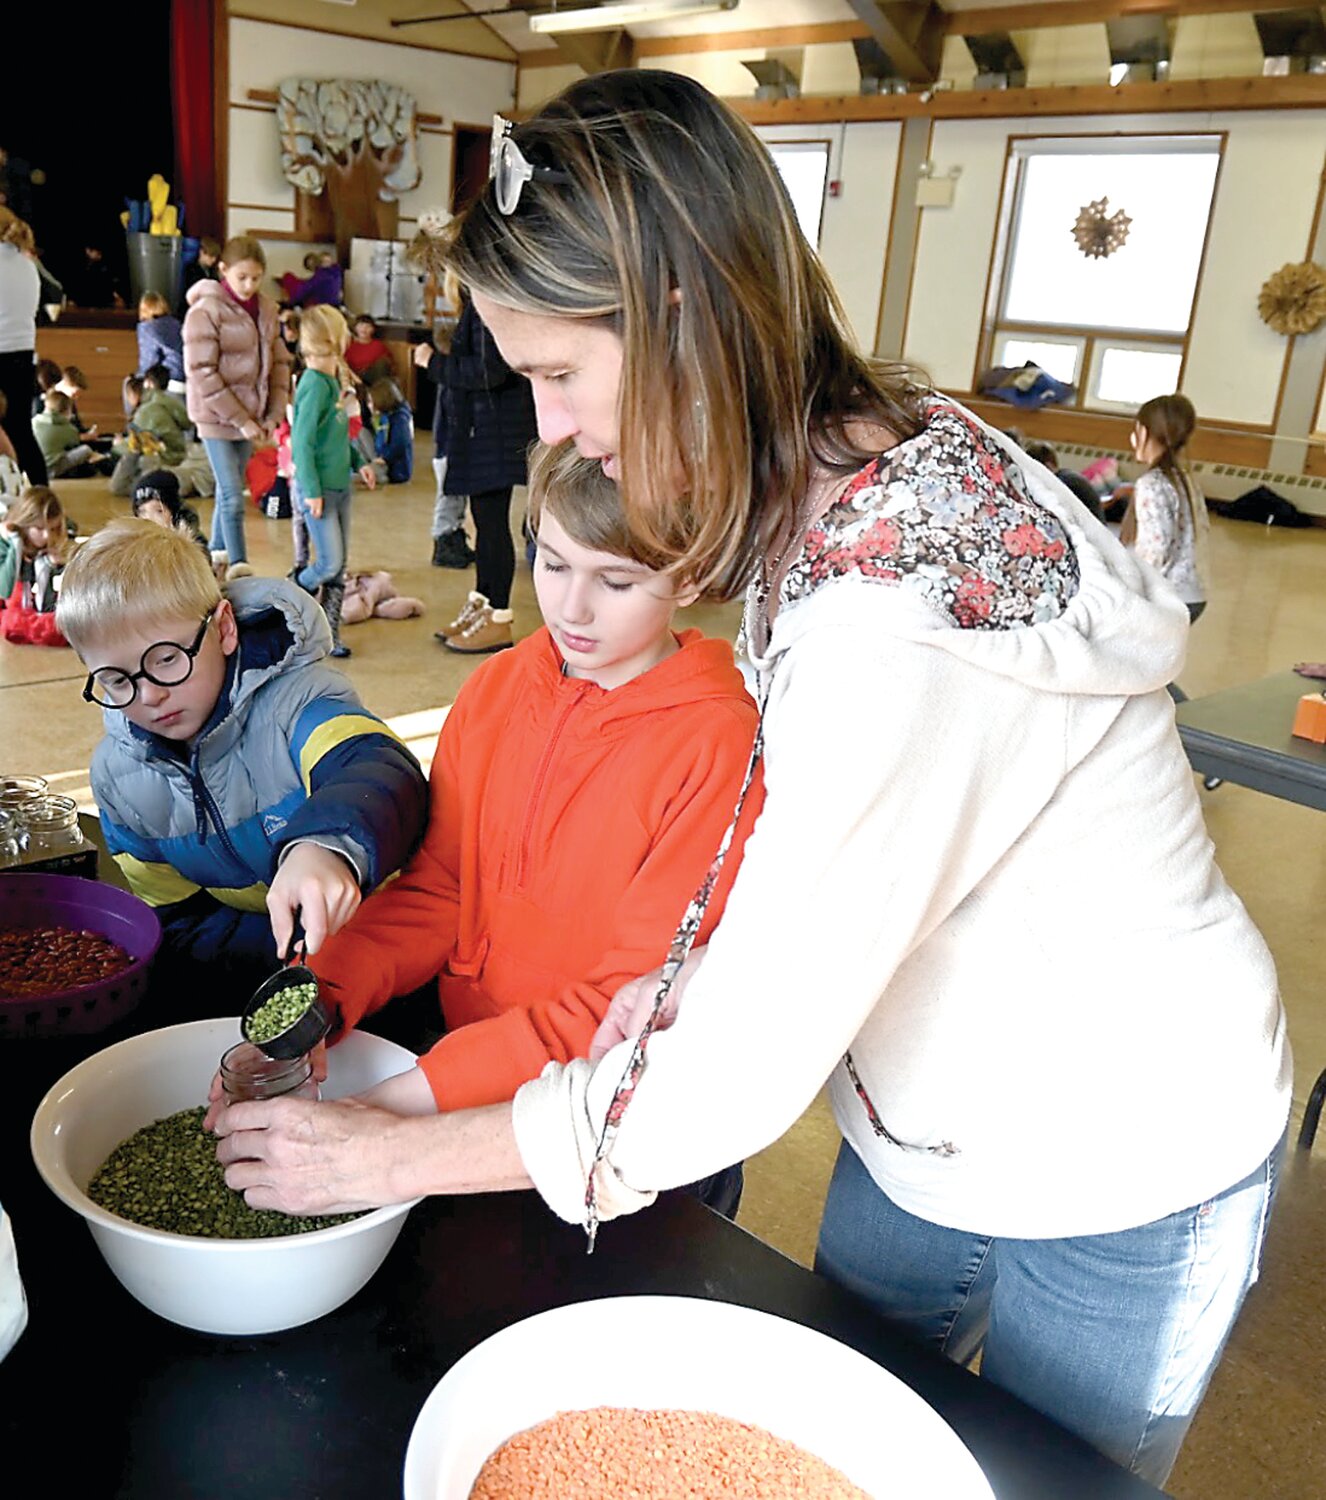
left=1072, top=198, right=1132, bottom=260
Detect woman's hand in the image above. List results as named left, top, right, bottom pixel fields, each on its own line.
left=589, top=945, right=709, bottom=1060
left=412, top=341, right=433, bottom=369
left=267, top=842, right=361, bottom=956
left=306, top=494, right=324, bottom=520
left=212, top=1094, right=409, bottom=1215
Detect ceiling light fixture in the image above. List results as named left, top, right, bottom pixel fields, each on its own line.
left=530, top=0, right=737, bottom=36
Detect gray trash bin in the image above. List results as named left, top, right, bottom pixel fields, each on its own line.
left=126, top=232, right=184, bottom=312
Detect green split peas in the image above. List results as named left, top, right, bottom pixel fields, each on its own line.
left=88, top=1107, right=363, bottom=1238
left=244, top=981, right=319, bottom=1044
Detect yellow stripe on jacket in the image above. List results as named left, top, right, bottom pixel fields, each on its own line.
left=298, top=714, right=404, bottom=793
left=114, top=854, right=202, bottom=907
left=114, top=855, right=270, bottom=913
left=204, top=884, right=270, bottom=912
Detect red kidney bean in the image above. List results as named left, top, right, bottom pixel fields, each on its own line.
left=0, top=926, right=135, bottom=998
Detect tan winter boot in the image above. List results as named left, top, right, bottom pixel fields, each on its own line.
left=444, top=604, right=514, bottom=655
left=434, top=591, right=488, bottom=644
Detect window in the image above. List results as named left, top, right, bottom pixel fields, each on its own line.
left=767, top=142, right=830, bottom=248
left=987, top=136, right=1221, bottom=412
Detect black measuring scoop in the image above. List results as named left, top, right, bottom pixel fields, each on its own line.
left=239, top=911, right=333, bottom=1061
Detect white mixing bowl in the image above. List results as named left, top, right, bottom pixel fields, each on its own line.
left=30, top=1016, right=422, bottom=1336
left=404, top=1296, right=996, bottom=1499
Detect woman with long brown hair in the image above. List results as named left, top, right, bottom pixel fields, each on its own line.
left=214, top=72, right=1287, bottom=1486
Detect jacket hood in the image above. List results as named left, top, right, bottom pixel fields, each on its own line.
left=186, top=278, right=228, bottom=309
left=762, top=403, right=1189, bottom=700
left=515, top=625, right=752, bottom=736
left=103, top=577, right=332, bottom=758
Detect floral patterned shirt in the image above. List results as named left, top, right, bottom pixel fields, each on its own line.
left=782, top=402, right=1080, bottom=630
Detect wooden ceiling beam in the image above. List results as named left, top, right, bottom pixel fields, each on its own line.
left=727, top=70, right=1326, bottom=123
left=630, top=0, right=1320, bottom=61
left=846, top=1, right=946, bottom=82
left=544, top=27, right=635, bottom=73
left=632, top=21, right=869, bottom=59
left=939, top=0, right=1313, bottom=37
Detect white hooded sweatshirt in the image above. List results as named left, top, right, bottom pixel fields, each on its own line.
left=515, top=403, right=1291, bottom=1240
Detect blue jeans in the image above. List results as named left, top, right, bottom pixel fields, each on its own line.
left=296, top=486, right=352, bottom=591
left=202, top=437, right=253, bottom=564
left=814, top=1135, right=1283, bottom=1487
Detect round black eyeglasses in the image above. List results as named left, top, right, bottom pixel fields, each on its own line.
left=82, top=610, right=216, bottom=709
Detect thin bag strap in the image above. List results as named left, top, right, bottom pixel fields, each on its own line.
left=583, top=706, right=766, bottom=1251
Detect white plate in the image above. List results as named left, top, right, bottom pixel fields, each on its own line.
left=403, top=1295, right=995, bottom=1499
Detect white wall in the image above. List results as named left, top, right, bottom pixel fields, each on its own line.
left=1184, top=113, right=1326, bottom=426
left=226, top=17, right=516, bottom=283
left=756, top=122, right=900, bottom=352
left=901, top=109, right=1326, bottom=429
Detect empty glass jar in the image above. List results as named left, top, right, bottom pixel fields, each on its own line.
left=219, top=1042, right=321, bottom=1105
left=21, top=797, right=81, bottom=859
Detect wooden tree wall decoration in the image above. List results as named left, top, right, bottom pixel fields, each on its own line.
left=278, top=80, right=422, bottom=260
left=1072, top=197, right=1132, bottom=260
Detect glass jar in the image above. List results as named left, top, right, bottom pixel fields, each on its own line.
left=21, top=796, right=80, bottom=857
left=219, top=1042, right=321, bottom=1104
left=0, top=776, right=48, bottom=823
left=0, top=808, right=26, bottom=866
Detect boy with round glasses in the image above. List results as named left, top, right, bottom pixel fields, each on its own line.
left=55, top=518, right=428, bottom=1013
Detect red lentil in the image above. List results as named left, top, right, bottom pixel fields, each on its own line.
left=468, top=1408, right=872, bottom=1498
left=0, top=926, right=134, bottom=999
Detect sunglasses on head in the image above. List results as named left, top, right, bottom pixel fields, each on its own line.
left=489, top=115, right=570, bottom=217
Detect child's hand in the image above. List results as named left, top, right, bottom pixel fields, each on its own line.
left=85, top=424, right=98, bottom=439
left=241, top=420, right=263, bottom=443
left=589, top=945, right=710, bottom=1061
left=306, top=494, right=324, bottom=519
left=268, top=843, right=361, bottom=957
left=358, top=465, right=377, bottom=490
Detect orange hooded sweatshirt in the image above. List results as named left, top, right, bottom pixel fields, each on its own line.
left=309, top=625, right=763, bottom=1112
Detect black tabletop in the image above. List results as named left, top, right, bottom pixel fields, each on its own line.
left=1, top=843, right=1163, bottom=1498
left=1176, top=670, right=1326, bottom=810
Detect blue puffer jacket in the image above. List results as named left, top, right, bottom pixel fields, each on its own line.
left=91, top=578, right=427, bottom=986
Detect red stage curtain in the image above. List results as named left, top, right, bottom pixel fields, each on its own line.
left=171, top=0, right=219, bottom=238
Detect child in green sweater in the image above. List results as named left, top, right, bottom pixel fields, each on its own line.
left=110, top=374, right=194, bottom=497
left=291, top=305, right=377, bottom=658
left=33, top=391, right=111, bottom=478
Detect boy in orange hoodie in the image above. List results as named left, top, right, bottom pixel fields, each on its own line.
left=298, top=440, right=763, bottom=1211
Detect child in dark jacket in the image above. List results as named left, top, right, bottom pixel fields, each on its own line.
left=369, top=377, right=414, bottom=484
left=136, top=292, right=186, bottom=386
left=131, top=469, right=209, bottom=562
left=55, top=518, right=428, bottom=1017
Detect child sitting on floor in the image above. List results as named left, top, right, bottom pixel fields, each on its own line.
left=33, top=390, right=111, bottom=478
left=55, top=519, right=429, bottom=1014
left=0, top=485, right=69, bottom=646
left=345, top=315, right=393, bottom=387
left=131, top=469, right=208, bottom=561
left=110, top=374, right=193, bottom=497
left=279, top=440, right=766, bottom=1217
left=54, top=367, right=100, bottom=444
left=136, top=292, right=186, bottom=388
left=279, top=250, right=343, bottom=309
